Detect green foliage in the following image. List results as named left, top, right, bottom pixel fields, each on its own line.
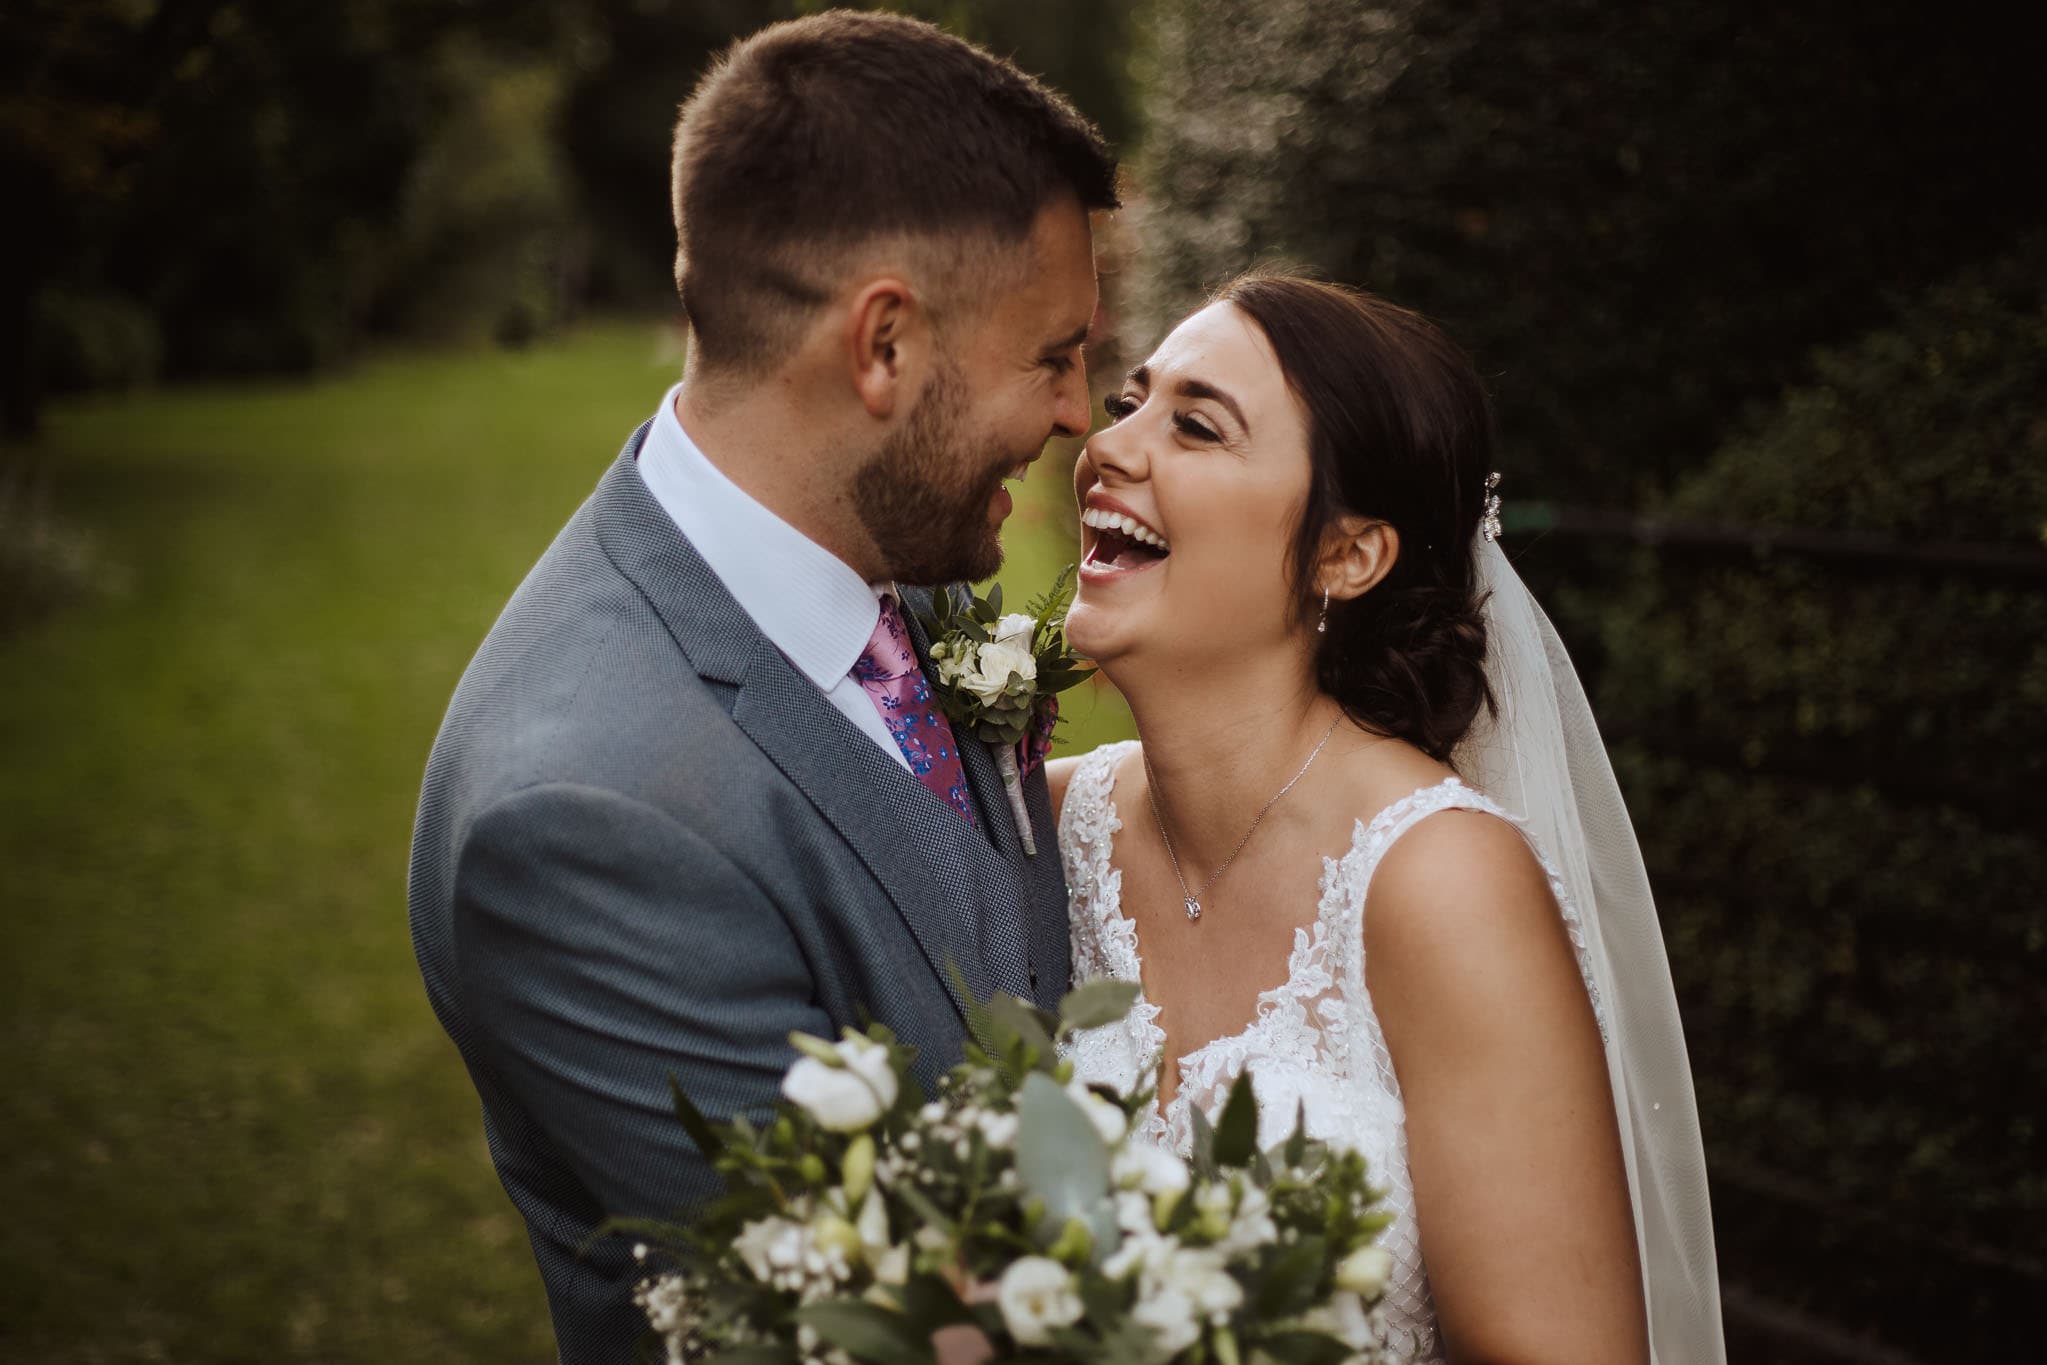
left=1125, top=0, right=2044, bottom=499
left=1570, top=241, right=2047, bottom=1350
left=0, top=323, right=675, bottom=1361
left=377, top=40, right=579, bottom=349
left=3, top=0, right=585, bottom=415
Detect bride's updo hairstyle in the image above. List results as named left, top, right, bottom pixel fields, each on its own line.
left=1217, top=272, right=1496, bottom=762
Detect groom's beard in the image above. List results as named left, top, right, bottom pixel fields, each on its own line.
left=851, top=360, right=1017, bottom=587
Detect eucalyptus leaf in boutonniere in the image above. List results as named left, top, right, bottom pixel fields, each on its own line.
left=917, top=565, right=1093, bottom=856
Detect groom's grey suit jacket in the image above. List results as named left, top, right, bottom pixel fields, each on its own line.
left=409, top=422, right=1070, bottom=1362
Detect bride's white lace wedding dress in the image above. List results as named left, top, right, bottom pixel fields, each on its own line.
left=1058, top=740, right=1607, bottom=1365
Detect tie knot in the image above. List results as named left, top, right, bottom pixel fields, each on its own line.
left=855, top=594, right=918, bottom=684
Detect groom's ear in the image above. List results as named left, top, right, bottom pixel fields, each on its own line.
left=1319, top=517, right=1399, bottom=602
left=844, top=276, right=930, bottom=421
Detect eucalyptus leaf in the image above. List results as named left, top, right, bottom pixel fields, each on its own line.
left=1058, top=979, right=1143, bottom=1032
left=1187, top=1102, right=1218, bottom=1181
left=1212, top=1070, right=1259, bottom=1167
left=902, top=1273, right=976, bottom=1334
left=794, top=1299, right=933, bottom=1365
left=1253, top=1234, right=1327, bottom=1319
left=702, top=1346, right=802, bottom=1365
left=1283, top=1101, right=1309, bottom=1170
left=987, top=582, right=1004, bottom=616
left=1243, top=1329, right=1355, bottom=1365
left=1015, top=1071, right=1112, bottom=1229
left=894, top=1182, right=956, bottom=1238
left=989, top=993, right=1056, bottom=1060
left=667, top=1075, right=727, bottom=1161
left=946, top=962, right=1002, bottom=1062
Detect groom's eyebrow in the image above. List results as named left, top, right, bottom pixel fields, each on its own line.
left=1044, top=321, right=1092, bottom=354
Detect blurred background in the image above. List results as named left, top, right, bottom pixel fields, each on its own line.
left=2, top=1, right=2040, bottom=1360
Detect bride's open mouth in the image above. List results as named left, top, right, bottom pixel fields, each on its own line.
left=1080, top=504, right=1171, bottom=577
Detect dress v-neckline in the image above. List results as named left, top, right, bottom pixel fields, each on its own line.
left=1089, top=745, right=1465, bottom=1133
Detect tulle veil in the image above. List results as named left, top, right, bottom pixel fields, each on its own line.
left=1453, top=537, right=1727, bottom=1363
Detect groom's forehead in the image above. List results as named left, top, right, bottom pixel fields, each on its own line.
left=986, top=201, right=1099, bottom=346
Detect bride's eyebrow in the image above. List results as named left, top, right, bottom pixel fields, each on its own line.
left=1122, top=365, right=1249, bottom=432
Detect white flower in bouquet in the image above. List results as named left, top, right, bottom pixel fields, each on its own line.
left=1204, top=1179, right=1279, bottom=1256
left=997, top=1256, right=1085, bottom=1346
left=1303, top=1290, right=1382, bottom=1352
left=972, top=1106, right=1020, bottom=1149
left=853, top=1188, right=889, bottom=1254
left=1114, top=1141, right=1191, bottom=1197
left=733, top=1217, right=790, bottom=1283
left=1064, top=1078, right=1128, bottom=1145
left=636, top=1273, right=691, bottom=1335
left=869, top=1242, right=910, bottom=1288
left=732, top=1213, right=854, bottom=1302
left=1335, top=1244, right=1396, bottom=1298
left=780, top=1033, right=897, bottom=1132
left=1187, top=1177, right=1279, bottom=1256
left=1128, top=1244, right=1242, bottom=1354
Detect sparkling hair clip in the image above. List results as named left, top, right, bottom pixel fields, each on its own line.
left=1480, top=471, right=1503, bottom=542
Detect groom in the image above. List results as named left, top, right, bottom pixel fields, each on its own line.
left=408, top=11, right=1115, bottom=1361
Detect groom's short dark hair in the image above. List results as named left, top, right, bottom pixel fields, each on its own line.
left=671, top=10, right=1119, bottom=375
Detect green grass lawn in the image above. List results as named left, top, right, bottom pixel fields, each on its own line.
left=0, top=322, right=1131, bottom=1362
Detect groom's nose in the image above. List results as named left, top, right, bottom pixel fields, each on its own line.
left=1048, top=359, right=1089, bottom=440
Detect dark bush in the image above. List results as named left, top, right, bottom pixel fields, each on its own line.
left=1574, top=239, right=2047, bottom=1358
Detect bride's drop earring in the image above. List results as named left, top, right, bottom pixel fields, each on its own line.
left=1316, top=587, right=1330, bottom=634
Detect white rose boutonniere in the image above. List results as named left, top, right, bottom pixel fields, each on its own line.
left=918, top=567, right=1094, bottom=855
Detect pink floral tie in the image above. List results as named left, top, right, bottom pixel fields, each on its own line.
left=853, top=596, right=978, bottom=826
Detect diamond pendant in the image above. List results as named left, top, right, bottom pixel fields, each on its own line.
left=1184, top=896, right=1202, bottom=921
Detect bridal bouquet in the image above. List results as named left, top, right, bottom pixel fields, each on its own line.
left=617, top=980, right=1397, bottom=1365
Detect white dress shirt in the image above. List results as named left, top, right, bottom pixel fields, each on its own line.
left=635, top=384, right=911, bottom=771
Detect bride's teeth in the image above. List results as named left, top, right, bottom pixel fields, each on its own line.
left=1081, top=506, right=1170, bottom=552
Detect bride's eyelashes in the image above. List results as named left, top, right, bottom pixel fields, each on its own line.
left=1102, top=392, right=1222, bottom=442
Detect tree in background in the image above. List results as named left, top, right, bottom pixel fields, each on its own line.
left=2, top=0, right=1140, bottom=436
left=1125, top=0, right=2041, bottom=501
left=557, top=0, right=1141, bottom=307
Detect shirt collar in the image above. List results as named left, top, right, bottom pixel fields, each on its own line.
left=635, top=384, right=883, bottom=688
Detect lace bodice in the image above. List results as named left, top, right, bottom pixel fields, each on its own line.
left=1058, top=741, right=1606, bottom=1365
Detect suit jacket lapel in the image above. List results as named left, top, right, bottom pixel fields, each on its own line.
left=591, top=437, right=1000, bottom=1021
left=727, top=645, right=1002, bottom=1013
left=900, top=590, right=1043, bottom=1003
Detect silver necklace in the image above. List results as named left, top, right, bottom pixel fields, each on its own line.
left=1143, top=716, right=1341, bottom=921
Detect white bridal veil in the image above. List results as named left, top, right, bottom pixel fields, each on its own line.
left=1454, top=537, right=1727, bottom=1364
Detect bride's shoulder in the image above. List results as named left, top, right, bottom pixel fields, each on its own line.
left=1046, top=740, right=1140, bottom=824
left=1359, top=785, right=1583, bottom=1023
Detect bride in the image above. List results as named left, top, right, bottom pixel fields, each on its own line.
left=1047, top=274, right=1724, bottom=1364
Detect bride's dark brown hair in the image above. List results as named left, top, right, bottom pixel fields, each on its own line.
left=1216, top=272, right=1497, bottom=762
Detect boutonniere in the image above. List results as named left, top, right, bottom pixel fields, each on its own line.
left=918, top=565, right=1093, bottom=856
